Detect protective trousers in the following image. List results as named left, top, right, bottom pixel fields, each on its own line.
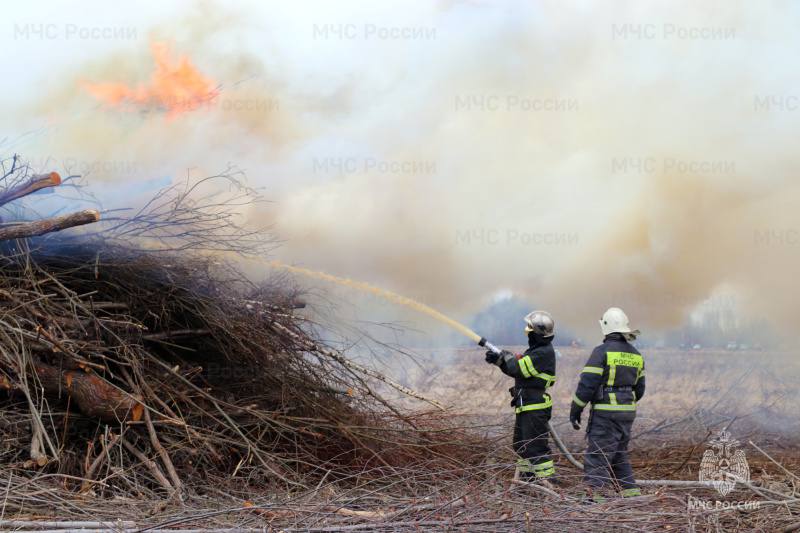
left=583, top=412, right=638, bottom=493
left=513, top=407, right=554, bottom=479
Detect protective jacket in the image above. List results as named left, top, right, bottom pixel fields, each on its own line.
left=572, top=333, right=645, bottom=420
left=497, top=336, right=556, bottom=413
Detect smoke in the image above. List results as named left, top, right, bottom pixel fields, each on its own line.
left=3, top=1, right=800, bottom=341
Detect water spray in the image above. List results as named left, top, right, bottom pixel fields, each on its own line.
left=262, top=260, right=663, bottom=484
left=263, top=260, right=503, bottom=355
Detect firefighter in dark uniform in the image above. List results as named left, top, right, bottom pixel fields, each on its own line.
left=485, top=310, right=557, bottom=481
left=570, top=307, right=645, bottom=498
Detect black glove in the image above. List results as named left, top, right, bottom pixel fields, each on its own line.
left=486, top=349, right=512, bottom=365
left=570, top=402, right=583, bottom=430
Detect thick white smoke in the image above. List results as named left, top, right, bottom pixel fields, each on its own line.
left=3, top=1, right=799, bottom=341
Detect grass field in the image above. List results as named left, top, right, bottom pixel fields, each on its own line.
left=412, top=346, right=799, bottom=432
left=407, top=347, right=800, bottom=521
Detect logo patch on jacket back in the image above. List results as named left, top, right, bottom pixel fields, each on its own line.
left=606, top=351, right=643, bottom=368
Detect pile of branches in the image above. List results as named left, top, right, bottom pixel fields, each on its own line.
left=0, top=156, right=481, bottom=511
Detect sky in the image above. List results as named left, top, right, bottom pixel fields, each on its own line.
left=3, top=1, right=800, bottom=344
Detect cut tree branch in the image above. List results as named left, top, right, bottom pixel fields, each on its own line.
left=33, top=360, right=142, bottom=423
left=0, top=172, right=61, bottom=208
left=0, top=209, right=100, bottom=241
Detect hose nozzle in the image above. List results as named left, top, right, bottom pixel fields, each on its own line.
left=478, top=337, right=501, bottom=355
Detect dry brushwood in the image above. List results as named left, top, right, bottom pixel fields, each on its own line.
left=0, top=155, right=483, bottom=513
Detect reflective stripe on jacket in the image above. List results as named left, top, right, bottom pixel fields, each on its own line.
left=498, top=341, right=556, bottom=410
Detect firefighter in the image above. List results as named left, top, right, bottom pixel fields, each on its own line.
left=570, top=307, right=645, bottom=499
left=485, top=310, right=557, bottom=482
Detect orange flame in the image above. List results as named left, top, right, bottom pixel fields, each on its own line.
left=84, top=41, right=219, bottom=117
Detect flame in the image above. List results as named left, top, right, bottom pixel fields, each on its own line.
left=84, top=41, right=219, bottom=117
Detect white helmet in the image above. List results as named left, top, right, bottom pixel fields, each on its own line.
left=599, top=307, right=640, bottom=338
left=524, top=310, right=555, bottom=338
